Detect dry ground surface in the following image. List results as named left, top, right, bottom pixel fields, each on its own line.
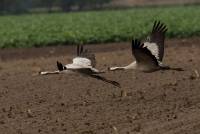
left=0, top=37, right=200, bottom=134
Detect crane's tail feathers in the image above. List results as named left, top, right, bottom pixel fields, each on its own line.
left=161, top=66, right=184, bottom=71
left=169, top=67, right=184, bottom=71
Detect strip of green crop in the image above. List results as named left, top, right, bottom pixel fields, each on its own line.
left=0, top=5, right=199, bottom=48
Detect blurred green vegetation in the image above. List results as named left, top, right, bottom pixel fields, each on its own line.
left=0, top=5, right=199, bottom=48
left=0, top=0, right=112, bottom=14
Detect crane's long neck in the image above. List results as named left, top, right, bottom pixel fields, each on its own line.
left=40, top=70, right=60, bottom=75
left=40, top=70, right=72, bottom=75
left=109, top=61, right=137, bottom=71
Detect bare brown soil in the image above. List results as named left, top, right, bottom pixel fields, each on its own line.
left=0, top=37, right=200, bottom=134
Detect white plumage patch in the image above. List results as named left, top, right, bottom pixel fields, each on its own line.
left=65, top=57, right=92, bottom=69
left=144, top=42, right=159, bottom=61
left=73, top=57, right=92, bottom=66
left=65, top=64, right=88, bottom=69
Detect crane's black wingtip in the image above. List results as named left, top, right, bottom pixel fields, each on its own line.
left=77, top=44, right=86, bottom=56
left=77, top=45, right=80, bottom=56
left=111, top=82, right=121, bottom=88
left=132, top=39, right=143, bottom=49
left=111, top=81, right=121, bottom=88
left=153, top=20, right=168, bottom=33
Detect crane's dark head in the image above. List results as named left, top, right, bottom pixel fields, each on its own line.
left=57, top=61, right=67, bottom=71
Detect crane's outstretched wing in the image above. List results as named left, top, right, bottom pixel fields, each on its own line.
left=132, top=39, right=158, bottom=67
left=144, top=20, right=168, bottom=61
left=77, top=45, right=96, bottom=67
